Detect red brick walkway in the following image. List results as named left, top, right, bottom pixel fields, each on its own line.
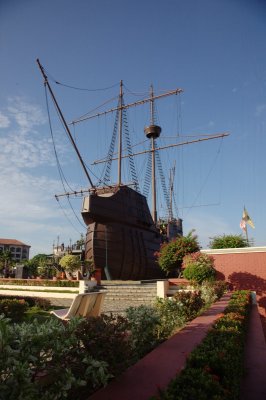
left=89, top=293, right=232, bottom=400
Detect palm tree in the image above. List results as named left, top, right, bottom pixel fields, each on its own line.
left=0, top=249, right=13, bottom=277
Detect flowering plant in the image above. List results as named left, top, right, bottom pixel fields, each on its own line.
left=182, top=252, right=216, bottom=284
left=155, top=230, right=200, bottom=275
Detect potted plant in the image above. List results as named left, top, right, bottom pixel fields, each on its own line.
left=87, top=259, right=101, bottom=284
left=59, top=255, right=81, bottom=280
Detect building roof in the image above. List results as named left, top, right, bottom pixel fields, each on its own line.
left=0, top=239, right=31, bottom=247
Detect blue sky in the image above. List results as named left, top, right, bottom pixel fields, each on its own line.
left=0, top=0, right=266, bottom=256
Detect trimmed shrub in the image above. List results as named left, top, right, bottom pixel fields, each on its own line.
left=155, top=290, right=205, bottom=339
left=155, top=297, right=187, bottom=339
left=0, top=295, right=51, bottom=310
left=0, top=299, right=29, bottom=322
left=182, top=252, right=216, bottom=284
left=126, top=305, right=161, bottom=359
left=198, top=281, right=227, bottom=305
left=173, top=290, right=205, bottom=320
left=75, top=314, right=133, bottom=376
left=0, top=278, right=79, bottom=287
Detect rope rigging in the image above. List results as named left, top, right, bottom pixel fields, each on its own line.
left=100, top=95, right=140, bottom=191
left=42, top=64, right=120, bottom=92
left=101, top=107, right=119, bottom=186
left=45, top=85, right=75, bottom=193
left=55, top=197, right=84, bottom=235
left=121, top=97, right=140, bottom=192
left=142, top=142, right=152, bottom=198
left=71, top=96, right=119, bottom=126
left=44, top=84, right=87, bottom=231
left=155, top=140, right=171, bottom=215
left=183, top=137, right=224, bottom=215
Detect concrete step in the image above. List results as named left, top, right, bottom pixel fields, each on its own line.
left=97, top=282, right=158, bottom=314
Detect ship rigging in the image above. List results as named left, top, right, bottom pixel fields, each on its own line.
left=37, top=59, right=229, bottom=280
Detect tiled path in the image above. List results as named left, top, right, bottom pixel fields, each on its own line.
left=89, top=293, right=232, bottom=400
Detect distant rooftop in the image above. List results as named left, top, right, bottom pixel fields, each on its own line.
left=0, top=238, right=31, bottom=247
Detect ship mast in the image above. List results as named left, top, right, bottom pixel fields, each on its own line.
left=118, top=80, right=123, bottom=186
left=169, top=162, right=176, bottom=221
left=144, top=85, right=161, bottom=224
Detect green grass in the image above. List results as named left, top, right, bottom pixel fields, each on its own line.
left=23, top=306, right=53, bottom=323
left=24, top=305, right=67, bottom=323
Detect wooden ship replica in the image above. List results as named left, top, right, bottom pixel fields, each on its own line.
left=37, top=60, right=228, bottom=280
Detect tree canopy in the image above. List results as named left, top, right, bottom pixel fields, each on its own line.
left=59, top=254, right=81, bottom=272
left=0, top=250, right=14, bottom=275
left=209, top=234, right=249, bottom=249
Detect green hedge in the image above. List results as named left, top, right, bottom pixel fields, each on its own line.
left=154, top=290, right=251, bottom=400
left=0, top=278, right=79, bottom=287
left=0, top=295, right=51, bottom=311
left=0, top=283, right=228, bottom=399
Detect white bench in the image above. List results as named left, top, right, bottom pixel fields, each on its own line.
left=50, top=292, right=106, bottom=320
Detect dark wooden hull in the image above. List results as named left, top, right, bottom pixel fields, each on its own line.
left=81, top=185, right=164, bottom=280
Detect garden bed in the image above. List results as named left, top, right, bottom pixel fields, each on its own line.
left=154, top=290, right=251, bottom=400
left=89, top=292, right=234, bottom=400
left=0, top=282, right=229, bottom=400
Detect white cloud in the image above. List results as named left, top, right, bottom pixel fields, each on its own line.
left=0, top=170, right=58, bottom=217
left=0, top=97, right=85, bottom=256
left=0, top=132, right=56, bottom=168
left=0, top=97, right=70, bottom=169
left=0, top=112, right=10, bottom=128
left=7, top=97, right=46, bottom=132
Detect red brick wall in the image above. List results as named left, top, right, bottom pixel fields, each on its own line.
left=203, top=248, right=266, bottom=334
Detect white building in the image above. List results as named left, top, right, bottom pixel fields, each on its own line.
left=0, top=238, right=31, bottom=262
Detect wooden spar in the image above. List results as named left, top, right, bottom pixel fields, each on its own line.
left=92, top=132, right=230, bottom=165
left=55, top=189, right=90, bottom=198
left=36, top=59, right=95, bottom=189
left=69, top=87, right=183, bottom=125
